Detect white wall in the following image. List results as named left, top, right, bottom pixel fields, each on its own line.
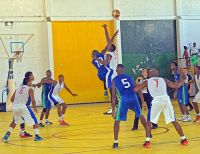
left=0, top=0, right=48, bottom=105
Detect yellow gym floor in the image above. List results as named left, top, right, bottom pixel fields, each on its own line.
left=0, top=102, right=199, bottom=154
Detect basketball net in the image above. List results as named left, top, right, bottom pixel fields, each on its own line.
left=13, top=51, right=23, bottom=63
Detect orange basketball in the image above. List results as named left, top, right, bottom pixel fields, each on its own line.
left=112, top=9, right=120, bottom=19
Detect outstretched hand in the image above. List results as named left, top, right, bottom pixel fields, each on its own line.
left=102, top=24, right=107, bottom=28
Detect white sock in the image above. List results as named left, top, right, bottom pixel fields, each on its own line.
left=181, top=136, right=186, bottom=140
left=45, top=119, right=48, bottom=123
left=20, top=130, right=25, bottom=134
left=59, top=116, right=63, bottom=121
left=114, top=140, right=118, bottom=143
left=40, top=120, right=43, bottom=123
left=146, top=137, right=151, bottom=142
left=62, top=114, right=64, bottom=119
left=34, top=128, right=39, bottom=135
left=8, top=127, right=13, bottom=133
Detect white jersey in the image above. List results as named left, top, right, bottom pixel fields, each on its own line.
left=195, top=74, right=200, bottom=91
left=191, top=47, right=198, bottom=55
left=147, top=77, right=168, bottom=98
left=106, top=51, right=117, bottom=71
left=52, top=80, right=64, bottom=96
left=13, top=85, right=31, bottom=105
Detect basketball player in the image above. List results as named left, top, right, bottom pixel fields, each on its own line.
left=2, top=74, right=43, bottom=142
left=111, top=64, right=147, bottom=149
left=93, top=24, right=119, bottom=114
left=132, top=68, right=158, bottom=130
left=42, top=74, right=77, bottom=126
left=38, top=70, right=54, bottom=127
left=134, top=68, right=188, bottom=148
left=176, top=68, right=192, bottom=122
left=92, top=49, right=109, bottom=97
left=190, top=66, right=200, bottom=123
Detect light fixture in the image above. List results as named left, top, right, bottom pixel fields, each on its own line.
left=5, top=21, right=13, bottom=26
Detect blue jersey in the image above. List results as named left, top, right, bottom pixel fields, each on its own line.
left=92, top=53, right=108, bottom=80
left=113, top=74, right=135, bottom=96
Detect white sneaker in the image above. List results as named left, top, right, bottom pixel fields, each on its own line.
left=182, top=116, right=192, bottom=122
left=103, top=108, right=112, bottom=115
left=177, top=115, right=185, bottom=121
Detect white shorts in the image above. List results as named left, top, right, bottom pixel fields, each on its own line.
left=150, top=95, right=175, bottom=124
left=12, top=105, right=38, bottom=126
left=48, top=94, right=64, bottom=105
left=193, top=91, right=200, bottom=103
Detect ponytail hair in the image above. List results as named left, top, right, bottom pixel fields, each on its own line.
left=23, top=77, right=30, bottom=85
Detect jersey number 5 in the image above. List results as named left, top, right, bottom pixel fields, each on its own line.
left=121, top=78, right=131, bottom=88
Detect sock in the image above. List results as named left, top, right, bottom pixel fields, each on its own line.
left=196, top=113, right=200, bottom=116
left=61, top=114, right=64, bottom=119
left=114, top=140, right=118, bottom=143
left=34, top=128, right=39, bottom=135
left=59, top=116, right=63, bottom=121
left=45, top=119, right=48, bottom=123
left=146, top=137, right=151, bottom=142
left=20, top=130, right=25, bottom=135
left=8, top=127, right=13, bottom=133
left=40, top=120, right=43, bottom=123
left=181, top=136, right=186, bottom=140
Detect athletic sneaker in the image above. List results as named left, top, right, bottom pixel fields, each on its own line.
left=38, top=122, right=45, bottom=127
left=180, top=139, right=188, bottom=146
left=152, top=124, right=158, bottom=129
left=182, top=116, right=192, bottom=122
left=193, top=115, right=200, bottom=123
left=103, top=108, right=112, bottom=115
left=177, top=115, right=185, bottom=121
left=45, top=121, right=53, bottom=125
left=104, top=90, right=108, bottom=97
left=143, top=141, right=151, bottom=148
left=2, top=132, right=10, bottom=143
left=34, top=135, right=43, bottom=141
left=60, top=120, right=70, bottom=126
left=20, top=131, right=32, bottom=138
left=112, top=143, right=118, bottom=149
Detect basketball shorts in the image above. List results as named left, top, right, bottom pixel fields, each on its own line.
left=115, top=94, right=142, bottom=121
left=41, top=93, right=51, bottom=109
left=48, top=94, right=64, bottom=105
left=149, top=95, right=175, bottom=124
left=177, top=87, right=189, bottom=105
left=193, top=91, right=200, bottom=103
left=12, top=104, right=38, bottom=126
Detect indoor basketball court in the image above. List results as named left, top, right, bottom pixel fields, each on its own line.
left=0, top=0, right=200, bottom=154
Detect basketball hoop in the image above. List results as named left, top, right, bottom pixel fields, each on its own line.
left=13, top=51, right=23, bottom=62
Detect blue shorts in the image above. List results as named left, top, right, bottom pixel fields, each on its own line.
left=41, top=93, right=51, bottom=109
left=177, top=87, right=189, bottom=105
left=98, top=73, right=107, bottom=81
left=115, top=94, right=142, bottom=121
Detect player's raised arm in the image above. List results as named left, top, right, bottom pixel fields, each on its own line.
left=29, top=88, right=38, bottom=113
left=110, top=30, right=119, bottom=43
left=101, top=45, right=108, bottom=54
left=102, top=24, right=111, bottom=46
left=164, top=78, right=185, bottom=89
left=10, top=91, right=16, bottom=102
left=133, top=80, right=147, bottom=92
left=111, top=80, right=117, bottom=119
left=64, top=83, right=78, bottom=97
